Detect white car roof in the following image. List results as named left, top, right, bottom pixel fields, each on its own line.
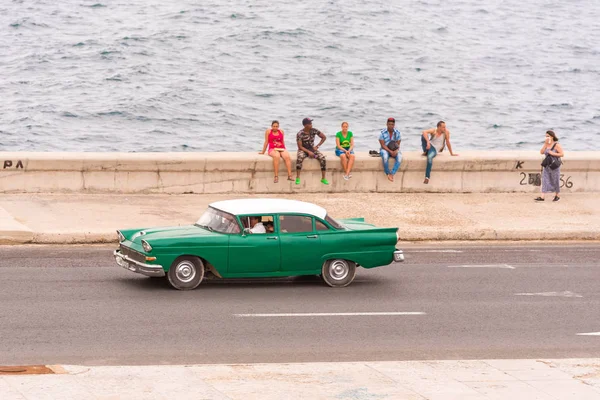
left=210, top=198, right=327, bottom=219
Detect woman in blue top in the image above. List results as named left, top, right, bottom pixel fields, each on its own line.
left=335, top=122, right=355, bottom=180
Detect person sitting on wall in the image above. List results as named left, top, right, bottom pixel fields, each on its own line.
left=295, top=118, right=329, bottom=185
left=259, top=120, right=293, bottom=183
left=335, top=121, right=355, bottom=180
left=421, top=121, right=459, bottom=184
left=379, top=117, right=402, bottom=182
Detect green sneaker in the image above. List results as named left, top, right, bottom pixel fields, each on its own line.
left=295, top=178, right=301, bottom=185
left=321, top=178, right=329, bottom=185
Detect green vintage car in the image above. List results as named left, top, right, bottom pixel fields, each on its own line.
left=114, top=198, right=404, bottom=290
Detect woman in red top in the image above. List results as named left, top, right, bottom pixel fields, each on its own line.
left=259, top=120, right=293, bottom=183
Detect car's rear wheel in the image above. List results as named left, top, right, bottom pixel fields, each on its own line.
left=167, top=256, right=204, bottom=290
left=321, top=259, right=356, bottom=288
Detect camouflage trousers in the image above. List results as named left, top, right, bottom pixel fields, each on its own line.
left=296, top=150, right=326, bottom=170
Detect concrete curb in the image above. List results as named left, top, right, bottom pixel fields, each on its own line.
left=31, top=232, right=118, bottom=244
left=0, top=206, right=33, bottom=244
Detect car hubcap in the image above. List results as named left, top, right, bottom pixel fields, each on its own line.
left=329, top=260, right=349, bottom=281
left=175, top=261, right=196, bottom=283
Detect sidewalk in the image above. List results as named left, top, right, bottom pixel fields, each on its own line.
left=0, top=193, right=599, bottom=244
left=2, top=359, right=600, bottom=399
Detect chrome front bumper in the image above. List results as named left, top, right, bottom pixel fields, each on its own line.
left=393, top=249, right=405, bottom=263
left=113, top=250, right=165, bottom=277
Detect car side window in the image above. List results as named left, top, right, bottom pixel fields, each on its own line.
left=241, top=215, right=274, bottom=234
left=315, top=219, right=330, bottom=231
left=279, top=215, right=313, bottom=234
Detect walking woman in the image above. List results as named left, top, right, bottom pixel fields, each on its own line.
left=259, top=120, right=293, bottom=183
left=335, top=121, right=355, bottom=180
left=535, top=130, right=564, bottom=202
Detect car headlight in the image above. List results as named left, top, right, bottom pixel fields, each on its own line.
left=396, top=229, right=400, bottom=242
left=117, top=231, right=125, bottom=242
left=141, top=240, right=152, bottom=252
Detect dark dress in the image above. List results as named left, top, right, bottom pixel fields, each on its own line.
left=541, top=147, right=560, bottom=193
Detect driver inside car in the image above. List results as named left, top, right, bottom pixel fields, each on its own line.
left=249, top=216, right=266, bottom=233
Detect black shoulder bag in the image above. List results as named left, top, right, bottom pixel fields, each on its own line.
left=541, top=143, right=562, bottom=170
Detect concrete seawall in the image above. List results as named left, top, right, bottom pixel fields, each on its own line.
left=1, top=151, right=598, bottom=194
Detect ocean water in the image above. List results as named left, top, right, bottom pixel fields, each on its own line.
left=1, top=0, right=599, bottom=153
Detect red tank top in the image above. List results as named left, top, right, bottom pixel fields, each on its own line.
left=268, top=130, right=285, bottom=151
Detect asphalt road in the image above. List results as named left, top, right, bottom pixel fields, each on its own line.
left=1, top=243, right=599, bottom=366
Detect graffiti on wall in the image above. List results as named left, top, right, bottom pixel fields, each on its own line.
left=515, top=160, right=573, bottom=188
left=3, top=160, right=24, bottom=169
left=519, top=172, right=573, bottom=188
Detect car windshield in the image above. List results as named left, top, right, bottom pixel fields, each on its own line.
left=325, top=214, right=344, bottom=230
left=195, top=207, right=240, bottom=234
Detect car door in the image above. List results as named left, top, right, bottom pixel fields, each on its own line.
left=228, top=215, right=280, bottom=275
left=313, top=217, right=337, bottom=257
left=278, top=214, right=322, bottom=273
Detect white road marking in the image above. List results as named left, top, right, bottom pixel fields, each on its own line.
left=503, top=264, right=592, bottom=268
left=577, top=332, right=600, bottom=336
left=448, top=264, right=515, bottom=269
left=409, top=250, right=463, bottom=253
left=411, top=263, right=596, bottom=268
left=412, top=249, right=541, bottom=253
left=234, top=312, right=426, bottom=317
left=514, top=291, right=583, bottom=298
left=498, top=249, right=541, bottom=252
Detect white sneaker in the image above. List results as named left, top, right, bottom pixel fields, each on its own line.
left=343, top=175, right=349, bottom=181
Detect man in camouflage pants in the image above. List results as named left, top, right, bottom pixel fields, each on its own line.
left=295, top=118, right=329, bottom=185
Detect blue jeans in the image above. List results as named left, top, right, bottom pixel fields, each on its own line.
left=421, top=136, right=437, bottom=179
left=421, top=136, right=428, bottom=153
left=335, top=149, right=354, bottom=157
left=425, top=147, right=437, bottom=179
left=380, top=149, right=401, bottom=175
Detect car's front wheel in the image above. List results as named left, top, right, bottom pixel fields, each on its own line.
left=167, top=256, right=205, bottom=290
left=321, top=259, right=356, bottom=288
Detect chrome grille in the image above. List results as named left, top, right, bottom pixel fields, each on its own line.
left=119, top=244, right=146, bottom=263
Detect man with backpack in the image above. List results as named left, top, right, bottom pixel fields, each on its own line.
left=379, top=117, right=402, bottom=182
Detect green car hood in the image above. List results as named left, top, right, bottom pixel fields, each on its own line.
left=128, top=225, right=218, bottom=243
